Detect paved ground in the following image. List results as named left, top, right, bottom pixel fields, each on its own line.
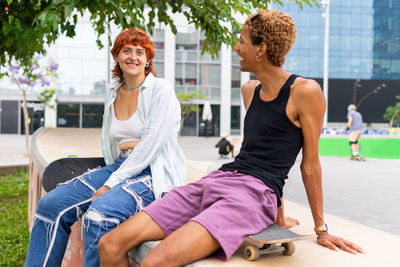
left=179, top=136, right=400, bottom=236
left=2, top=134, right=400, bottom=236
left=0, top=134, right=30, bottom=167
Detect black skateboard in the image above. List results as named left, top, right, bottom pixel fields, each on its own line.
left=244, top=224, right=315, bottom=261
left=42, top=157, right=105, bottom=192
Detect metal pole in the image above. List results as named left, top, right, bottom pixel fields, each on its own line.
left=106, top=18, right=111, bottom=89
left=322, top=0, right=330, bottom=128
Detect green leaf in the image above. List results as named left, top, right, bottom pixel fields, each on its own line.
left=52, top=0, right=65, bottom=5
left=64, top=1, right=74, bottom=18
left=2, top=23, right=13, bottom=35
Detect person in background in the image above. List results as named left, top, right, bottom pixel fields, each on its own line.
left=346, top=104, right=364, bottom=161
left=25, top=28, right=185, bottom=267
left=215, top=133, right=235, bottom=159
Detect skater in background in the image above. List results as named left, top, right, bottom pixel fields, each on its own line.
left=346, top=104, right=364, bottom=161
left=215, top=133, right=234, bottom=159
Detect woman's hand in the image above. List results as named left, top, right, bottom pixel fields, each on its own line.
left=119, top=141, right=140, bottom=151
left=93, top=185, right=110, bottom=201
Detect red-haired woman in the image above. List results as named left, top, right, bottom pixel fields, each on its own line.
left=25, top=28, right=185, bottom=267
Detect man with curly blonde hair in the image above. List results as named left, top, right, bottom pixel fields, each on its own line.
left=99, top=9, right=363, bottom=267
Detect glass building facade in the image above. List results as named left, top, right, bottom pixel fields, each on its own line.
left=275, top=0, right=393, bottom=80
left=272, top=0, right=400, bottom=123
left=273, top=0, right=399, bottom=80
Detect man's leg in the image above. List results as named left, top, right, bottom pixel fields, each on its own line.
left=349, top=132, right=358, bottom=158
left=99, top=173, right=218, bottom=266
left=350, top=143, right=358, bottom=155
left=98, top=211, right=166, bottom=267
left=141, top=221, right=220, bottom=267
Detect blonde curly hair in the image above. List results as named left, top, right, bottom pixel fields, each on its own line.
left=245, top=9, right=296, bottom=67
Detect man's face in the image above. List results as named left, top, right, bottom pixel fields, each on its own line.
left=234, top=26, right=259, bottom=72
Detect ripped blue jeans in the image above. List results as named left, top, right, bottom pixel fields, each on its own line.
left=25, top=156, right=154, bottom=267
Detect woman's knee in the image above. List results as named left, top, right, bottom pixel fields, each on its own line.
left=82, top=205, right=121, bottom=238
left=36, top=191, right=63, bottom=215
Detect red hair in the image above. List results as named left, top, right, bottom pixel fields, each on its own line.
left=111, top=28, right=156, bottom=82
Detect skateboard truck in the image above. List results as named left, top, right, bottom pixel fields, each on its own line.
left=244, top=224, right=315, bottom=261
left=244, top=242, right=295, bottom=261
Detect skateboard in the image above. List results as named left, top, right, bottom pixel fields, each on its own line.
left=244, top=224, right=315, bottom=261
left=350, top=156, right=366, bottom=161
left=42, top=157, right=106, bottom=192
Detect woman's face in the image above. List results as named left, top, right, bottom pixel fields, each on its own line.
left=234, top=25, right=259, bottom=72
left=116, top=44, right=149, bottom=78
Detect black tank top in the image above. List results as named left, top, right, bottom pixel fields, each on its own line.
left=219, top=74, right=303, bottom=206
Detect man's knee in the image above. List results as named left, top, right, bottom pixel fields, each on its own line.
left=141, top=250, right=171, bottom=267
left=98, top=232, right=121, bottom=260
left=349, top=141, right=358, bottom=145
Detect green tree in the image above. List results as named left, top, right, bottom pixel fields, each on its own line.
left=7, top=57, right=58, bottom=155
left=37, top=88, right=58, bottom=110
left=383, top=96, right=400, bottom=128
left=1, top=0, right=318, bottom=69
left=176, top=91, right=205, bottom=136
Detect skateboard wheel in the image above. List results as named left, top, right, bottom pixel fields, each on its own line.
left=244, top=245, right=260, bottom=261
left=282, top=242, right=295, bottom=255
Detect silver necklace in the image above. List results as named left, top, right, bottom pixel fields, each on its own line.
left=124, top=80, right=144, bottom=91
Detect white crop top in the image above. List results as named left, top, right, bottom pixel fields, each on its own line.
left=110, top=104, right=145, bottom=145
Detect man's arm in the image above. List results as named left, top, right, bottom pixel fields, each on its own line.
left=215, top=140, right=221, bottom=148
left=346, top=116, right=353, bottom=131
left=294, top=79, right=364, bottom=254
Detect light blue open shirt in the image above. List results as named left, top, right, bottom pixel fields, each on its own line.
left=101, top=73, right=186, bottom=199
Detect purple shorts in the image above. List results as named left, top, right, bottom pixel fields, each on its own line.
left=143, top=170, right=278, bottom=260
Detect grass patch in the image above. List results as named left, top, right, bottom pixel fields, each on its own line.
left=319, top=138, right=400, bottom=159
left=0, top=169, right=29, bottom=266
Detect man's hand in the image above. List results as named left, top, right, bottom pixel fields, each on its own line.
left=316, top=232, right=364, bottom=254
left=93, top=185, right=110, bottom=202
left=275, top=216, right=299, bottom=229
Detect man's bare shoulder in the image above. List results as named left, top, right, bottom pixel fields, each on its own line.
left=292, top=77, right=326, bottom=113
left=241, top=80, right=260, bottom=110
left=242, top=80, right=260, bottom=92
left=292, top=77, right=322, bottom=96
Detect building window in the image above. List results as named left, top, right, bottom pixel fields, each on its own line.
left=231, top=106, right=241, bottom=130
left=57, top=103, right=79, bottom=127
left=152, top=28, right=165, bottom=78
left=82, top=104, right=103, bottom=128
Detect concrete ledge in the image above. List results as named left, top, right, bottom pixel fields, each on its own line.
left=27, top=128, right=400, bottom=267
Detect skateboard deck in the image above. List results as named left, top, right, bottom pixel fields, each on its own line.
left=244, top=224, right=315, bottom=261
left=42, top=157, right=105, bottom=192
left=351, top=156, right=366, bottom=161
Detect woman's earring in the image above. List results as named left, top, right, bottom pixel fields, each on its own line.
left=256, top=55, right=262, bottom=62
left=115, top=60, right=119, bottom=64
left=145, top=63, right=149, bottom=67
